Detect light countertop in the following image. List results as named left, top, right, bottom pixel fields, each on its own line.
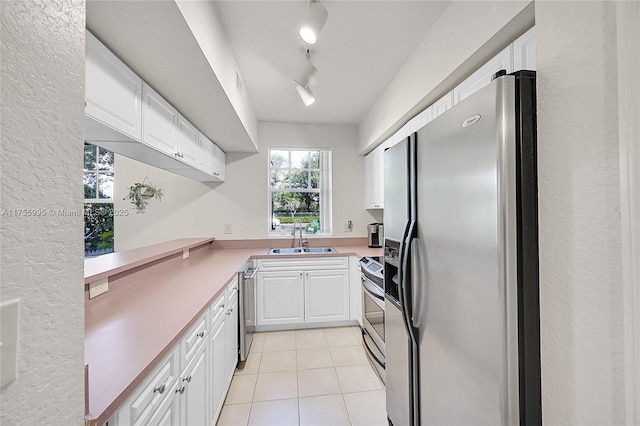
left=84, top=240, right=381, bottom=425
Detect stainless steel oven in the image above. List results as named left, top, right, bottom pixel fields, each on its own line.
left=360, top=257, right=385, bottom=383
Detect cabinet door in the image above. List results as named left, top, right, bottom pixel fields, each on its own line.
left=197, top=132, right=216, bottom=176
left=304, top=269, right=350, bottom=323
left=213, top=144, right=226, bottom=182
left=179, top=346, right=208, bottom=426
left=209, top=317, right=226, bottom=424
left=513, top=27, right=536, bottom=71
left=142, top=83, right=178, bottom=157
left=224, top=292, right=239, bottom=386
left=256, top=271, right=304, bottom=326
left=453, top=45, right=513, bottom=104
left=176, top=115, right=199, bottom=168
left=85, top=31, right=142, bottom=140
left=364, top=147, right=384, bottom=209
left=146, top=384, right=179, bottom=426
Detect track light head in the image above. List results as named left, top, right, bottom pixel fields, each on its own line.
left=299, top=1, right=328, bottom=45
left=295, top=83, right=316, bottom=106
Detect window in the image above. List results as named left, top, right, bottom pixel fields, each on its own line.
left=269, top=148, right=332, bottom=235
left=84, top=143, right=114, bottom=257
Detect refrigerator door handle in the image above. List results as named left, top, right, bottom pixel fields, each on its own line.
left=401, top=220, right=418, bottom=341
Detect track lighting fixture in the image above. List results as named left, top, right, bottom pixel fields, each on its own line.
left=299, top=0, right=328, bottom=45
left=295, top=49, right=317, bottom=106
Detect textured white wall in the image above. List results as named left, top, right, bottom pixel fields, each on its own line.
left=536, top=1, right=626, bottom=423
left=0, top=0, right=85, bottom=424
left=358, top=0, right=533, bottom=153
left=114, top=122, right=377, bottom=251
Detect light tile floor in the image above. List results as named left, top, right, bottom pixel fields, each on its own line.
left=217, top=326, right=387, bottom=426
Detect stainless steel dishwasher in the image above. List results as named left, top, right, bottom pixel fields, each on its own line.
left=238, top=260, right=257, bottom=361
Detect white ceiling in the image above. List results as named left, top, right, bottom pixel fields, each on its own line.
left=215, top=0, right=450, bottom=124
left=86, top=1, right=450, bottom=152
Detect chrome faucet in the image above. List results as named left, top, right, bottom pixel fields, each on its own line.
left=291, top=219, right=309, bottom=248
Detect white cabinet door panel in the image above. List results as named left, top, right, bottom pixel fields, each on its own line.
left=213, top=144, right=226, bottom=182
left=177, top=115, right=199, bottom=169
left=256, top=271, right=304, bottom=326
left=85, top=31, right=142, bottom=140
left=209, top=318, right=226, bottom=424
left=180, top=346, right=208, bottom=426
left=453, top=45, right=513, bottom=104
left=142, top=84, right=178, bottom=158
left=224, top=291, right=239, bottom=386
left=304, top=270, right=350, bottom=323
left=513, top=27, right=536, bottom=71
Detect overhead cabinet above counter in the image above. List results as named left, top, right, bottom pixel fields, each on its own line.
left=364, top=27, right=536, bottom=210
left=85, top=31, right=225, bottom=183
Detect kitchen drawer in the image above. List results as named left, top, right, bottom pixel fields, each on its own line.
left=210, top=292, right=226, bottom=329
left=117, top=348, right=179, bottom=426
left=180, top=311, right=208, bottom=367
left=257, top=256, right=349, bottom=272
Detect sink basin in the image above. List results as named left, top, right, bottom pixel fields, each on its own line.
left=268, top=247, right=337, bottom=255
left=268, top=248, right=304, bottom=254
left=303, top=247, right=337, bottom=254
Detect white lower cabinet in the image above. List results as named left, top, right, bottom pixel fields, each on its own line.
left=177, top=344, right=208, bottom=426
left=256, top=257, right=350, bottom=328
left=304, top=270, right=349, bottom=323
left=224, top=290, right=239, bottom=386
left=112, top=278, right=238, bottom=426
left=256, top=271, right=305, bottom=325
left=209, top=315, right=226, bottom=424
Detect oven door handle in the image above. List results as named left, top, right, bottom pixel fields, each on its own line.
left=362, top=328, right=385, bottom=368
left=361, top=275, right=384, bottom=301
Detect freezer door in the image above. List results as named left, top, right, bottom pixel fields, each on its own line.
left=385, top=299, right=411, bottom=426
left=413, top=76, right=520, bottom=425
left=383, top=139, right=410, bottom=242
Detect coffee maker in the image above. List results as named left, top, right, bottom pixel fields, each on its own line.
left=367, top=223, right=384, bottom=248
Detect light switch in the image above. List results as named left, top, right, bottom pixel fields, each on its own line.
left=1, top=298, right=20, bottom=389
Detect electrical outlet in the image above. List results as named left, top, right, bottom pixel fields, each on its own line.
left=89, top=278, right=109, bottom=299
left=224, top=224, right=232, bottom=234
left=344, top=220, right=353, bottom=232
left=183, top=249, right=189, bottom=259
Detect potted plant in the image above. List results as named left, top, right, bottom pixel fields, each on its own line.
left=124, top=178, right=163, bottom=213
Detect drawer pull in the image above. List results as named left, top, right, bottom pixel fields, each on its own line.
left=176, top=385, right=185, bottom=395
left=183, top=375, right=192, bottom=383
left=153, top=383, right=166, bottom=394
left=219, top=303, right=225, bottom=308
left=225, top=309, right=231, bottom=316
left=197, top=331, right=205, bottom=338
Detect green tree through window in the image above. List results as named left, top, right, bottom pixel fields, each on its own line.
left=84, top=143, right=114, bottom=256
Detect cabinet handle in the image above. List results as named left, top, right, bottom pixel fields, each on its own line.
left=219, top=303, right=225, bottom=308
left=176, top=385, right=185, bottom=395
left=183, top=375, right=192, bottom=383
left=197, top=331, right=205, bottom=338
left=153, top=383, right=166, bottom=394
left=225, top=309, right=232, bottom=316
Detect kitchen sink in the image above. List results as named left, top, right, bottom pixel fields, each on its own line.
left=268, top=247, right=337, bottom=255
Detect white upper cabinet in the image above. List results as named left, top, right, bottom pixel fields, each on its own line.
left=85, top=31, right=226, bottom=183
left=213, top=144, right=226, bottom=182
left=197, top=132, right=225, bottom=182
left=453, top=45, right=514, bottom=104
left=85, top=31, right=142, bottom=141
left=513, top=27, right=536, bottom=71
left=365, top=145, right=384, bottom=209
left=142, top=83, right=179, bottom=157
left=177, top=115, right=200, bottom=169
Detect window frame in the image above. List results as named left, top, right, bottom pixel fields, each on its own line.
left=84, top=143, right=115, bottom=257
left=268, top=147, right=332, bottom=237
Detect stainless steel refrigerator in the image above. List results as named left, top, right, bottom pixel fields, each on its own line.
left=383, top=71, right=541, bottom=425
